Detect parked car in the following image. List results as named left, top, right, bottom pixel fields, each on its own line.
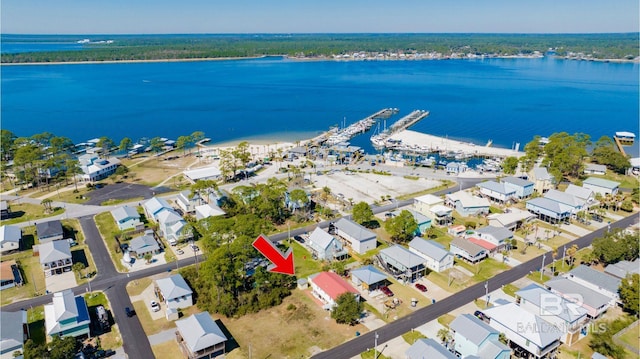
left=150, top=301, right=160, bottom=312
left=474, top=310, right=489, bottom=323
left=191, top=244, right=200, bottom=252
left=125, top=307, right=134, bottom=318
left=415, top=283, right=428, bottom=292
left=380, top=286, right=394, bottom=297
left=176, top=249, right=184, bottom=255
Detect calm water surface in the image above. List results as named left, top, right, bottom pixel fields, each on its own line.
left=2, top=56, right=638, bottom=154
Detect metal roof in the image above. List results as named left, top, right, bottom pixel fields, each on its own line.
left=583, top=177, right=620, bottom=189
left=156, top=274, right=193, bottom=300
left=335, top=218, right=376, bottom=242
left=350, top=265, right=388, bottom=286
left=567, top=265, right=621, bottom=294
left=502, top=176, right=534, bottom=187
left=545, top=277, right=611, bottom=310
left=176, top=312, right=227, bottom=353
left=478, top=181, right=516, bottom=195
left=406, top=338, right=456, bottom=359
left=36, top=220, right=63, bottom=239
left=409, top=237, right=450, bottom=261
left=450, top=313, right=497, bottom=346
left=380, top=245, right=426, bottom=269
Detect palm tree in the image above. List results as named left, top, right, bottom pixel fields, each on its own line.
left=41, top=198, right=53, bottom=213
left=72, top=262, right=86, bottom=280
left=143, top=253, right=153, bottom=264
left=437, top=328, right=452, bottom=346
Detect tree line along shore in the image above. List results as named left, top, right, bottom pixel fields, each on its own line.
left=2, top=33, right=638, bottom=63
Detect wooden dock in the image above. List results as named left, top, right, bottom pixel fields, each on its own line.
left=371, top=110, right=430, bottom=148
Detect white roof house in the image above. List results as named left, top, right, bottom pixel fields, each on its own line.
left=474, top=226, right=513, bottom=248
left=582, top=177, right=620, bottom=195
left=545, top=277, right=611, bottom=318
left=516, top=284, right=589, bottom=345
left=143, top=197, right=172, bottom=222
left=449, top=313, right=510, bottom=359
left=445, top=191, right=490, bottom=217
left=584, top=164, right=607, bottom=175
left=543, top=189, right=587, bottom=212
left=408, top=237, right=453, bottom=272
left=176, top=312, right=227, bottom=358
left=334, top=218, right=377, bottom=254
left=477, top=181, right=516, bottom=203
left=406, top=338, right=456, bottom=359
left=156, top=208, right=190, bottom=245
left=110, top=206, right=142, bottom=231
left=565, top=265, right=621, bottom=304
left=487, top=208, right=535, bottom=231
left=413, top=194, right=445, bottom=218
left=307, top=227, right=347, bottom=261
left=484, top=303, right=562, bottom=359
left=195, top=203, right=226, bottom=220
left=530, top=166, right=555, bottom=194
left=78, top=154, right=121, bottom=182
left=0, top=225, right=21, bottom=254
left=39, top=240, right=72, bottom=276
left=128, top=234, right=160, bottom=258
left=564, top=184, right=594, bottom=203
left=350, top=265, right=387, bottom=291
left=604, top=259, right=640, bottom=279
left=155, top=274, right=193, bottom=309
left=183, top=166, right=222, bottom=182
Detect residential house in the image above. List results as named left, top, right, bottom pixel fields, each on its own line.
left=473, top=226, right=513, bottom=251
left=565, top=265, right=621, bottom=305
left=413, top=194, right=444, bottom=217
left=36, top=220, right=64, bottom=243
left=157, top=209, right=191, bottom=246
left=544, top=189, right=588, bottom=215
left=445, top=191, right=490, bottom=217
left=0, top=310, right=26, bottom=359
left=405, top=338, right=457, bottom=359
left=466, top=237, right=498, bottom=254
left=448, top=225, right=467, bottom=237
left=175, top=312, right=227, bottom=359
left=582, top=177, right=620, bottom=196
left=628, top=157, right=640, bottom=176
left=583, top=164, right=606, bottom=175
left=334, top=218, right=377, bottom=254
left=44, top=290, right=91, bottom=339
left=155, top=274, right=194, bottom=309
left=308, top=271, right=359, bottom=309
left=110, top=206, right=142, bottom=231
left=449, top=237, right=487, bottom=263
left=516, top=284, right=589, bottom=345
left=182, top=166, right=222, bottom=183
left=429, top=205, right=454, bottom=226
left=564, top=185, right=595, bottom=205
left=0, top=261, right=21, bottom=291
left=477, top=181, right=516, bottom=203
left=78, top=154, right=120, bottom=182
left=175, top=190, right=203, bottom=214
left=39, top=240, right=72, bottom=277
left=449, top=314, right=510, bottom=359
left=350, top=265, right=388, bottom=291
left=378, top=245, right=426, bottom=283
left=0, top=201, right=9, bottom=220
left=484, top=303, right=562, bottom=359
left=143, top=197, right=172, bottom=222
left=408, top=237, right=454, bottom=273
left=388, top=209, right=432, bottom=236
left=525, top=197, right=571, bottom=224
left=487, top=208, right=535, bottom=231
left=0, top=225, right=21, bottom=254
left=545, top=277, right=611, bottom=319
left=446, top=162, right=468, bottom=174
left=604, top=259, right=640, bottom=279
left=530, top=166, right=555, bottom=194
left=502, top=176, right=535, bottom=199
left=194, top=204, right=226, bottom=220
left=307, top=228, right=347, bottom=261
left=128, top=234, right=161, bottom=259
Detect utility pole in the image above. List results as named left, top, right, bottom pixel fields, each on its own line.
left=540, top=253, right=547, bottom=281
left=484, top=281, right=489, bottom=308
left=374, top=331, right=378, bottom=359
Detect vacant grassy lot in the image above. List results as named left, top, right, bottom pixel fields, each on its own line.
left=0, top=202, right=65, bottom=226
left=617, top=321, right=640, bottom=354
left=455, top=258, right=510, bottom=283
left=131, top=299, right=201, bottom=335
left=507, top=240, right=547, bottom=263
left=94, top=212, right=128, bottom=272
left=27, top=305, right=46, bottom=345
left=285, top=241, right=322, bottom=279
left=125, top=277, right=153, bottom=297
left=224, top=289, right=367, bottom=359
left=120, top=153, right=196, bottom=187
left=84, top=292, right=123, bottom=349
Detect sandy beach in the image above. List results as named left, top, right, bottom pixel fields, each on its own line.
left=389, top=130, right=524, bottom=158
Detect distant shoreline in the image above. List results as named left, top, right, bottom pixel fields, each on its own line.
left=2, top=54, right=638, bottom=66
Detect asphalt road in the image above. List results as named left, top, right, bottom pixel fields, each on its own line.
left=311, top=214, right=639, bottom=359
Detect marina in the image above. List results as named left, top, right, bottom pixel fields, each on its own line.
left=371, top=110, right=430, bottom=148
left=322, top=108, right=398, bottom=146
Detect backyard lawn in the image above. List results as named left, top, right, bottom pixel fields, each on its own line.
left=94, top=212, right=128, bottom=272
left=152, top=341, right=184, bottom=359
left=0, top=202, right=65, bottom=226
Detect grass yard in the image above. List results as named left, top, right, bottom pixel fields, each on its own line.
left=84, top=292, right=123, bottom=349
left=0, top=202, right=65, bottom=226
left=454, top=258, right=510, bottom=283
left=131, top=300, right=201, bottom=335
left=120, top=153, right=196, bottom=187
left=360, top=349, right=391, bottom=359
left=152, top=341, right=184, bottom=359
left=617, top=321, right=640, bottom=355
left=527, top=271, right=551, bottom=285
left=284, top=241, right=323, bottom=279
left=502, top=283, right=519, bottom=297
left=382, top=278, right=429, bottom=319
left=427, top=268, right=469, bottom=291
left=125, top=277, right=153, bottom=297
left=94, top=212, right=128, bottom=272
left=27, top=306, right=46, bottom=345
left=52, top=187, right=92, bottom=204
left=590, top=173, right=639, bottom=190
left=224, top=289, right=367, bottom=359
left=437, top=314, right=455, bottom=328
left=507, top=240, right=547, bottom=263
left=402, top=330, right=427, bottom=344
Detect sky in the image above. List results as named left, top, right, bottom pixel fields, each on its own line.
left=2, top=0, right=638, bottom=34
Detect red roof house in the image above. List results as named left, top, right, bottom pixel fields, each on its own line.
left=467, top=237, right=498, bottom=252
left=309, top=271, right=359, bottom=309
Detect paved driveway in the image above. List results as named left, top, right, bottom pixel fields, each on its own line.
left=45, top=271, right=77, bottom=293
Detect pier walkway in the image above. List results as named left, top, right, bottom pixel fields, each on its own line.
left=371, top=110, right=429, bottom=148
left=323, top=108, right=397, bottom=145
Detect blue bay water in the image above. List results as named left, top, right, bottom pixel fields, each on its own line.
left=1, top=56, right=638, bottom=155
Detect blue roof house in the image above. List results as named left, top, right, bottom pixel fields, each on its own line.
left=350, top=265, right=388, bottom=291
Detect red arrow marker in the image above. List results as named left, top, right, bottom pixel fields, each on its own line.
left=252, top=234, right=295, bottom=276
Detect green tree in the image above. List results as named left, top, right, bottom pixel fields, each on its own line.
left=502, top=156, right=519, bottom=174
left=352, top=201, right=373, bottom=225
left=384, top=210, right=418, bottom=243
left=72, top=262, right=86, bottom=280
left=143, top=253, right=153, bottom=264
left=288, top=188, right=309, bottom=216
left=619, top=273, right=639, bottom=316
left=331, top=292, right=362, bottom=325
left=592, top=229, right=639, bottom=265
left=149, top=137, right=164, bottom=154
left=541, top=132, right=590, bottom=179
left=191, top=131, right=205, bottom=143
left=437, top=328, right=452, bottom=344
left=65, top=158, right=83, bottom=192
left=13, top=139, right=43, bottom=186
left=589, top=319, right=627, bottom=359
left=115, top=165, right=129, bottom=181
left=48, top=336, right=78, bottom=359
left=520, top=136, right=543, bottom=172
left=591, top=136, right=631, bottom=174
left=233, top=141, right=252, bottom=169
left=23, top=339, right=47, bottom=359
left=41, top=198, right=53, bottom=213
left=0, top=129, right=16, bottom=161
left=119, top=137, right=133, bottom=152
left=49, top=136, right=75, bottom=155
left=96, top=136, right=115, bottom=157
left=176, top=135, right=194, bottom=154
